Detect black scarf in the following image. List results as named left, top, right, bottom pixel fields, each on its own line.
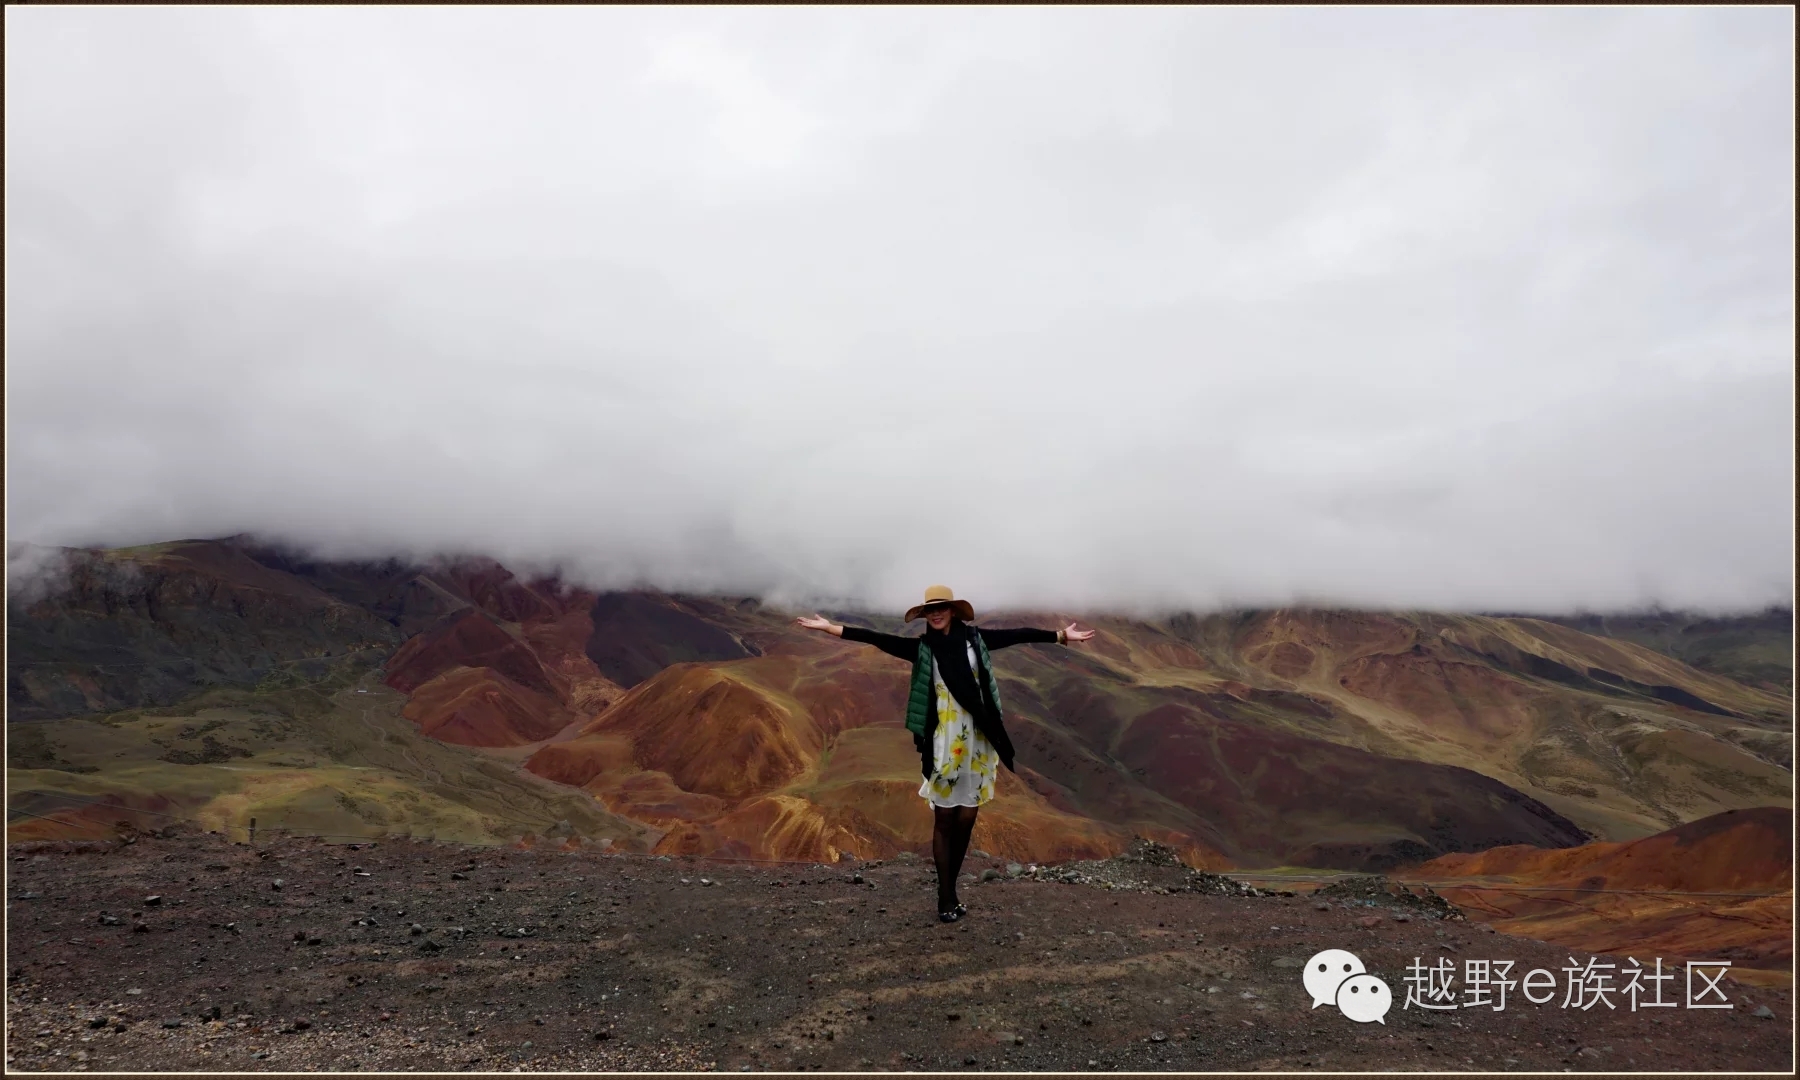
left=922, top=620, right=992, bottom=722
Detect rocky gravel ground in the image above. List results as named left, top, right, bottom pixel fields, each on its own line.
left=5, top=832, right=1791, bottom=1072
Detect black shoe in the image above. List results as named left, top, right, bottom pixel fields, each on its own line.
left=938, top=903, right=967, bottom=924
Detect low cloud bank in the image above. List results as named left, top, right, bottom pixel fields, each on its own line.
left=6, top=8, right=1793, bottom=616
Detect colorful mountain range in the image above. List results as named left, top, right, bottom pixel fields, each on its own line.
left=8, top=537, right=1791, bottom=978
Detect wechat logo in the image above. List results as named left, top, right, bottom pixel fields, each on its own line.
left=1304, top=948, right=1392, bottom=1024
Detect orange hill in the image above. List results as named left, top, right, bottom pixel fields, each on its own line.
left=386, top=608, right=560, bottom=697
left=1401, top=807, right=1793, bottom=987
left=1418, top=805, right=1791, bottom=894
left=400, top=665, right=569, bottom=748
left=378, top=571, right=625, bottom=748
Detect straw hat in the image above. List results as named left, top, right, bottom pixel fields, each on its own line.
left=904, top=584, right=975, bottom=623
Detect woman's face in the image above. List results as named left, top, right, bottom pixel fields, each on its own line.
left=924, top=606, right=954, bottom=632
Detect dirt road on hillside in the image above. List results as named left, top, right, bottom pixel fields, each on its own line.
left=5, top=833, right=1791, bottom=1072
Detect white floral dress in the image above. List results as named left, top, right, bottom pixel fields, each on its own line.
left=917, top=639, right=1000, bottom=808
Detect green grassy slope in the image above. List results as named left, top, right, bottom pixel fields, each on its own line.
left=8, top=654, right=656, bottom=850
left=1530, top=609, right=1792, bottom=694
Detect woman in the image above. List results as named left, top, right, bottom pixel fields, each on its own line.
left=796, top=585, right=1094, bottom=922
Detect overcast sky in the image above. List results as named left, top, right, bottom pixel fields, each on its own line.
left=6, top=7, right=1793, bottom=615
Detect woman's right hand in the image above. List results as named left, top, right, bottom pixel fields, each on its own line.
left=795, top=614, right=843, bottom=636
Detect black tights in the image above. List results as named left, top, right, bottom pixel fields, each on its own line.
left=932, top=805, right=980, bottom=911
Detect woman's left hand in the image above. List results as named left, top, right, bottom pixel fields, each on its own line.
left=1061, top=622, right=1095, bottom=644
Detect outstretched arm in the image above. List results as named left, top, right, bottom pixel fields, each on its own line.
left=795, top=615, right=918, bottom=663
left=978, top=623, right=1097, bottom=650
left=794, top=615, right=844, bottom=637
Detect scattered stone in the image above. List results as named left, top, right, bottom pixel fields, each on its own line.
left=271, top=880, right=285, bottom=891
left=593, top=1031, right=613, bottom=1041
left=1357, top=916, right=1382, bottom=928
left=1392, top=914, right=1410, bottom=923
left=162, top=1019, right=183, bottom=1028
left=1753, top=1005, right=1775, bottom=1019
left=410, top=923, right=425, bottom=936
left=1272, top=957, right=1303, bottom=969
left=1007, top=862, right=1023, bottom=877
left=1150, top=1031, right=1168, bottom=1043
left=981, top=868, right=1001, bottom=882
left=1109, top=837, right=1184, bottom=867
left=451, top=872, right=468, bottom=881
left=125, top=988, right=144, bottom=996
left=144, top=895, right=162, bottom=906
left=1314, top=902, right=1330, bottom=911
left=1313, top=875, right=1461, bottom=919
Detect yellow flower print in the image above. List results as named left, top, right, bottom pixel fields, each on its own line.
left=918, top=655, right=999, bottom=808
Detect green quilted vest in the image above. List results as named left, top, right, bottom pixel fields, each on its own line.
left=904, top=628, right=1002, bottom=737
